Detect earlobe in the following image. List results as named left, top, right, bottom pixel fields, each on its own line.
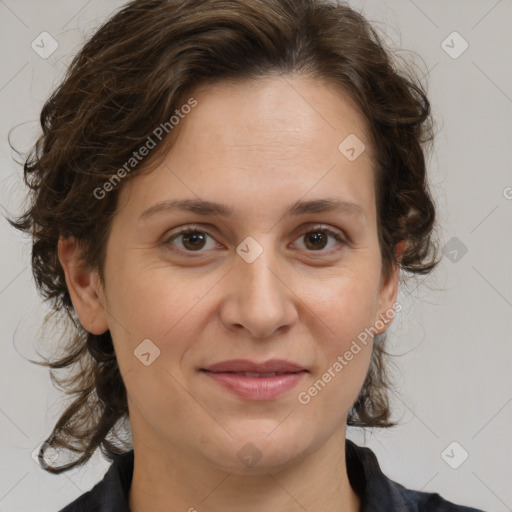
left=57, top=235, right=109, bottom=335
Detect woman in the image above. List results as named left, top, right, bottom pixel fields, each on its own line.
left=8, top=0, right=486, bottom=510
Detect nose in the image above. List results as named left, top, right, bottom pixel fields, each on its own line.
left=219, top=244, right=298, bottom=339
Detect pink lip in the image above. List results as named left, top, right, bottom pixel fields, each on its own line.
left=202, top=358, right=306, bottom=373
left=200, top=359, right=308, bottom=400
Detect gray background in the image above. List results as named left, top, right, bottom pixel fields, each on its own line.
left=1, top=1, right=511, bottom=511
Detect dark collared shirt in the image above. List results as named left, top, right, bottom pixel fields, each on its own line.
left=58, top=439, right=486, bottom=511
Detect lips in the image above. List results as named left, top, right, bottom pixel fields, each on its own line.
left=200, top=359, right=307, bottom=400
left=225, top=371, right=289, bottom=377
left=201, top=358, right=307, bottom=374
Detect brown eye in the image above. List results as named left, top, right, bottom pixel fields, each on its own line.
left=295, top=226, right=345, bottom=253
left=181, top=230, right=207, bottom=250
left=304, top=231, right=329, bottom=250
left=166, top=228, right=217, bottom=253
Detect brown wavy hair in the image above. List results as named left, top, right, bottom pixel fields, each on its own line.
left=7, top=0, right=440, bottom=473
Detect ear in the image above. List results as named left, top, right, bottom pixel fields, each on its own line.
left=57, top=235, right=109, bottom=335
left=373, top=241, right=405, bottom=335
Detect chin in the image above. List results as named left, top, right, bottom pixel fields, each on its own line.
left=200, top=421, right=314, bottom=475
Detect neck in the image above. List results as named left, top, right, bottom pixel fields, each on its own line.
left=128, top=425, right=360, bottom=512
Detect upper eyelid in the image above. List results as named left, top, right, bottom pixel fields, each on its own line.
left=166, top=223, right=345, bottom=238
left=165, top=223, right=347, bottom=249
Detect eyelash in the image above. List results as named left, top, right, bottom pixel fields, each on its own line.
left=163, top=224, right=346, bottom=256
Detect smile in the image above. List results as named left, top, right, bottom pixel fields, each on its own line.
left=200, top=370, right=307, bottom=400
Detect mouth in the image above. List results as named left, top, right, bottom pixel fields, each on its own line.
left=201, top=358, right=308, bottom=374
left=199, top=360, right=308, bottom=400
left=201, top=370, right=304, bottom=377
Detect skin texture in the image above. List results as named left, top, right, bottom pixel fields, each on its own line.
left=58, top=75, right=400, bottom=512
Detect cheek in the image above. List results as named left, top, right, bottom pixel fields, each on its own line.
left=298, top=270, right=379, bottom=396
left=297, top=286, right=375, bottom=420
left=332, top=283, right=378, bottom=341
left=105, top=252, right=196, bottom=330
left=105, top=260, right=220, bottom=369
left=305, top=267, right=380, bottom=343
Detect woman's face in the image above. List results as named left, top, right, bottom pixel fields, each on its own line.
left=69, top=75, right=399, bottom=473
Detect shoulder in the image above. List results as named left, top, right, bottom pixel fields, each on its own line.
left=390, top=478, right=487, bottom=512
left=57, top=450, right=134, bottom=512
left=57, top=481, right=105, bottom=512
left=345, top=439, right=487, bottom=512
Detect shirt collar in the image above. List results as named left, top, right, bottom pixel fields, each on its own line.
left=345, top=438, right=410, bottom=511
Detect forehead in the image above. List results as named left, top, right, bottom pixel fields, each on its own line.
left=179, top=75, right=371, bottom=159
left=117, top=75, right=376, bottom=221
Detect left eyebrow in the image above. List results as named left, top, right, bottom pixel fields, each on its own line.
left=138, top=197, right=367, bottom=221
